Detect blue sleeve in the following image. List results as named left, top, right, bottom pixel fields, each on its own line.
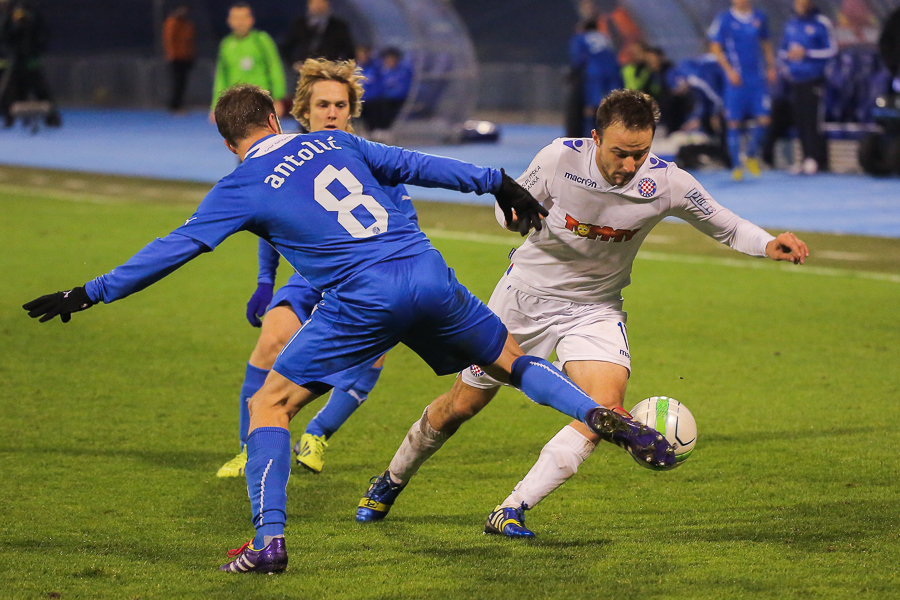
left=384, top=183, right=418, bottom=227
left=257, top=238, right=280, bottom=284
left=569, top=35, right=585, bottom=68
left=351, top=135, right=502, bottom=195
left=708, top=15, right=724, bottom=44
left=84, top=233, right=209, bottom=304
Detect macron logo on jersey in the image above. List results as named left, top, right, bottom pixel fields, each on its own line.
left=263, top=136, right=344, bottom=189
left=564, top=214, right=640, bottom=242
left=685, top=188, right=715, bottom=215
left=648, top=156, right=668, bottom=169
left=564, top=172, right=598, bottom=188
left=563, top=139, right=586, bottom=153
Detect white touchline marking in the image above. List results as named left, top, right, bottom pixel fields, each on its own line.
left=424, top=229, right=900, bottom=284
left=4, top=183, right=896, bottom=285
left=815, top=250, right=869, bottom=261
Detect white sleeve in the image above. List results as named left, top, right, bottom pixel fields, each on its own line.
left=494, top=142, right=560, bottom=228
left=667, top=166, right=775, bottom=257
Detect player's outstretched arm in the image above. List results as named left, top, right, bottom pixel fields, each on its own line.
left=766, top=232, right=809, bottom=264
left=23, top=287, right=94, bottom=324
left=494, top=169, right=549, bottom=236
left=23, top=233, right=209, bottom=324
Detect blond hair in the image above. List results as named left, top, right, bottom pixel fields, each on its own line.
left=291, top=58, right=365, bottom=133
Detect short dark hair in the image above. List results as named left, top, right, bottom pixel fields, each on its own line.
left=594, top=89, right=660, bottom=137
left=214, top=84, right=276, bottom=146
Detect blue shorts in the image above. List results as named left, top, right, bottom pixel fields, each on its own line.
left=272, top=250, right=507, bottom=393
left=724, top=80, right=770, bottom=122
left=268, top=272, right=322, bottom=321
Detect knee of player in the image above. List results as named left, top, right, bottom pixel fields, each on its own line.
left=449, top=386, right=495, bottom=422
left=252, top=331, right=290, bottom=368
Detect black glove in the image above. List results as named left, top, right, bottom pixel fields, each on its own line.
left=493, top=169, right=549, bottom=236
left=23, top=286, right=95, bottom=323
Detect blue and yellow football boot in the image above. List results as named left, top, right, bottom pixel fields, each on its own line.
left=356, top=470, right=405, bottom=522
left=484, top=504, right=536, bottom=538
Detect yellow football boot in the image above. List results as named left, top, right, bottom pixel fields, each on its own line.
left=216, top=447, right=247, bottom=478
left=295, top=433, right=328, bottom=474
left=745, top=157, right=761, bottom=177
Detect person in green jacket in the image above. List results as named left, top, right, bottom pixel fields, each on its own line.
left=210, top=3, right=286, bottom=122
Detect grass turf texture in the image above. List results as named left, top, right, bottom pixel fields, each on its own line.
left=2, top=168, right=899, bottom=599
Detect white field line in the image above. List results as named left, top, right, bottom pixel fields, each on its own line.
left=425, top=229, right=900, bottom=284
left=4, top=183, right=897, bottom=285
left=1, top=182, right=202, bottom=205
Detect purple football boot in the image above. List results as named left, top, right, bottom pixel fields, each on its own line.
left=585, top=406, right=676, bottom=469
left=219, top=537, right=288, bottom=574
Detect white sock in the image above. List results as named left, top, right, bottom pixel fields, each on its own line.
left=501, top=425, right=595, bottom=510
left=387, top=408, right=452, bottom=485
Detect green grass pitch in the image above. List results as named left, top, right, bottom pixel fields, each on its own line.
left=1, top=168, right=899, bottom=599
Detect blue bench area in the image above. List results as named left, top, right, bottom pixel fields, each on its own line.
left=1, top=108, right=899, bottom=238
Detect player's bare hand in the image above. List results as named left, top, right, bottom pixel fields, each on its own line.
left=766, top=232, right=809, bottom=265
left=727, top=69, right=742, bottom=87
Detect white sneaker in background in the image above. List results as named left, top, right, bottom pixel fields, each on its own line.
left=802, top=157, right=818, bottom=175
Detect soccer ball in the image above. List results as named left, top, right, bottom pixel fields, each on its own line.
left=629, top=396, right=697, bottom=470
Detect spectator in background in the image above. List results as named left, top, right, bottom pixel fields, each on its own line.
left=708, top=0, right=777, bottom=181
left=367, top=47, right=411, bottom=133
left=569, top=20, right=622, bottom=137
left=210, top=3, right=285, bottom=123
left=280, top=0, right=355, bottom=67
left=355, top=44, right=382, bottom=132
left=0, top=0, right=60, bottom=127
left=669, top=47, right=725, bottom=136
left=593, top=0, right=643, bottom=65
left=779, top=0, right=837, bottom=175
left=163, top=4, right=196, bottom=113
left=761, top=63, right=794, bottom=169
left=879, top=6, right=900, bottom=79
left=621, top=41, right=650, bottom=93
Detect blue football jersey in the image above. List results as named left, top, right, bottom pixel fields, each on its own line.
left=176, top=131, right=495, bottom=292
left=256, top=180, right=418, bottom=284
left=86, top=130, right=499, bottom=303
left=708, top=8, right=770, bottom=82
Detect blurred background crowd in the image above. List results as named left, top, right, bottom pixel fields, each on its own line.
left=1, top=0, right=899, bottom=176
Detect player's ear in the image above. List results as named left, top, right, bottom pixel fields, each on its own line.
left=591, top=129, right=602, bottom=145
left=268, top=112, right=282, bottom=134
left=224, top=138, right=238, bottom=155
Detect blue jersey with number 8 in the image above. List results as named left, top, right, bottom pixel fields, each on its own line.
left=174, top=130, right=500, bottom=292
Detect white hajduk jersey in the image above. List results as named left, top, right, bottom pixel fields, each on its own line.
left=497, top=137, right=775, bottom=304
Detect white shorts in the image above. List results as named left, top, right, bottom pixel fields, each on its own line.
left=461, top=276, right=631, bottom=390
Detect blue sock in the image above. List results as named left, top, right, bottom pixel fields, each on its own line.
left=239, top=364, right=270, bottom=450
left=509, top=356, right=596, bottom=423
left=747, top=124, right=764, bottom=158
left=306, top=366, right=382, bottom=438
left=246, top=426, right=291, bottom=548
left=727, top=128, right=742, bottom=166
